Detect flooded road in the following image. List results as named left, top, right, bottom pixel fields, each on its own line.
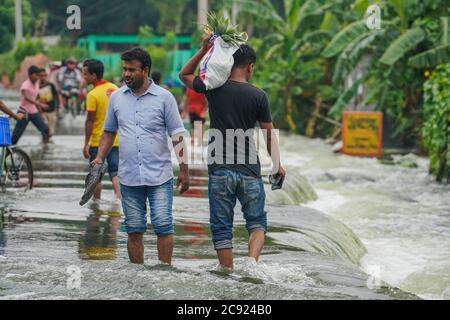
left=278, top=135, right=450, bottom=299
left=1, top=94, right=447, bottom=299
left=0, top=187, right=411, bottom=300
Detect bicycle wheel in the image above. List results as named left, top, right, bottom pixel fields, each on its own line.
left=70, top=97, right=77, bottom=118
left=4, top=147, right=34, bottom=191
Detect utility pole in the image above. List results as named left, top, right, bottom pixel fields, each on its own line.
left=15, top=0, right=23, bottom=44
left=231, top=0, right=238, bottom=25
left=198, top=0, right=208, bottom=30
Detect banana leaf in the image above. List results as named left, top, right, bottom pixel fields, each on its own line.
left=321, top=20, right=367, bottom=58
left=380, top=28, right=425, bottom=66
left=409, top=44, right=450, bottom=68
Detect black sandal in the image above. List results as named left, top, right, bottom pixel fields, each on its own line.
left=79, top=163, right=108, bottom=206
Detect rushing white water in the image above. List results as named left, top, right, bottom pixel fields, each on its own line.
left=0, top=134, right=413, bottom=299
left=273, top=134, right=450, bottom=300
left=1, top=94, right=447, bottom=299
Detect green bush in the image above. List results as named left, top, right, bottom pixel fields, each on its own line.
left=422, top=63, right=450, bottom=183
left=46, top=45, right=87, bottom=62
left=13, top=35, right=45, bottom=65
left=0, top=51, right=16, bottom=79
left=0, top=36, right=46, bottom=80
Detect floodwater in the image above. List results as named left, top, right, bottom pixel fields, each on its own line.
left=0, top=95, right=448, bottom=300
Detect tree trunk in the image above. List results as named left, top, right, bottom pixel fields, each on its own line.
left=306, top=95, right=322, bottom=138
left=284, top=82, right=297, bottom=133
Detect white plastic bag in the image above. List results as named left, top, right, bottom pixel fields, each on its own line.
left=199, top=36, right=240, bottom=90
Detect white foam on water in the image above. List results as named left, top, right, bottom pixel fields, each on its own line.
left=1, top=292, right=37, bottom=300
left=232, top=257, right=315, bottom=287
left=303, top=189, right=348, bottom=215
left=279, top=134, right=450, bottom=299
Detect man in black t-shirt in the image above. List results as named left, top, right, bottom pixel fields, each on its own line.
left=180, top=35, right=286, bottom=270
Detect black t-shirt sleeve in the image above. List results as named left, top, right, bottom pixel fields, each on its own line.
left=257, top=92, right=272, bottom=123
left=193, top=76, right=208, bottom=94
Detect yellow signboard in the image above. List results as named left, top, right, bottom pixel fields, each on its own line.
left=342, top=112, right=383, bottom=157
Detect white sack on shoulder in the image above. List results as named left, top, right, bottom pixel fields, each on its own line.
left=199, top=36, right=240, bottom=90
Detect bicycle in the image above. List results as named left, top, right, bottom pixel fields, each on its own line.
left=0, top=116, right=34, bottom=193
left=61, top=86, right=80, bottom=119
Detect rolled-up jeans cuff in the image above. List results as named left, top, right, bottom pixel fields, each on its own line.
left=126, top=227, right=147, bottom=234
left=214, top=239, right=233, bottom=251
left=154, top=224, right=174, bottom=236
left=247, top=225, right=267, bottom=234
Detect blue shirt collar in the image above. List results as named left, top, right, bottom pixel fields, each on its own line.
left=124, top=79, right=159, bottom=96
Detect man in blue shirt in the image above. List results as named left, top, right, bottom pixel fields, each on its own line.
left=91, top=48, right=189, bottom=265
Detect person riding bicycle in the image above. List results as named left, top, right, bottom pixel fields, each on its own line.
left=58, top=57, right=83, bottom=113
left=0, top=101, right=24, bottom=122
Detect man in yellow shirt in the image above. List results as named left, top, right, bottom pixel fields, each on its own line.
left=82, top=59, right=121, bottom=202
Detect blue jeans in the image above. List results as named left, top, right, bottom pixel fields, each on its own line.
left=120, top=179, right=174, bottom=235
left=12, top=113, right=49, bottom=145
left=89, top=147, right=119, bottom=179
left=208, top=169, right=267, bottom=250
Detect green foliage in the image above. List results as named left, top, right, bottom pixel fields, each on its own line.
left=13, top=36, right=45, bottom=65
left=46, top=37, right=88, bottom=62
left=138, top=25, right=154, bottom=47
left=46, top=46, right=87, bottom=62
left=409, top=44, right=450, bottom=69
left=321, top=0, right=449, bottom=151
left=422, top=63, right=450, bottom=182
left=147, top=45, right=168, bottom=75
left=321, top=20, right=367, bottom=58
left=329, top=77, right=365, bottom=119
left=320, top=11, right=340, bottom=34
left=0, top=0, right=33, bottom=53
left=138, top=27, right=170, bottom=74
left=204, top=11, right=248, bottom=47
left=0, top=36, right=47, bottom=80
left=238, top=0, right=334, bottom=133
left=0, top=51, right=16, bottom=79
left=146, top=0, right=196, bottom=33
left=162, top=32, right=178, bottom=51
left=380, top=28, right=426, bottom=66
left=409, top=18, right=450, bottom=68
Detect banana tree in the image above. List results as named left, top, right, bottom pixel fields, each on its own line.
left=409, top=17, right=450, bottom=68
left=230, top=0, right=338, bottom=132
left=322, top=0, right=450, bottom=142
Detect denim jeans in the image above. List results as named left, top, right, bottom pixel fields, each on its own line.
left=208, top=168, right=267, bottom=250
left=12, top=113, right=49, bottom=145
left=89, top=147, right=119, bottom=179
left=120, top=179, right=174, bottom=235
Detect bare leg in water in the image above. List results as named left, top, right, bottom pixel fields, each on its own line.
left=157, top=235, right=173, bottom=265
left=127, top=233, right=173, bottom=265
left=128, top=233, right=144, bottom=264
left=217, top=230, right=265, bottom=270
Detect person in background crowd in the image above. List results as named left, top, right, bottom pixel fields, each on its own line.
left=58, top=57, right=83, bottom=112
left=38, top=68, right=59, bottom=138
left=12, top=65, right=50, bottom=145
left=184, top=86, right=208, bottom=146
left=82, top=59, right=121, bottom=203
